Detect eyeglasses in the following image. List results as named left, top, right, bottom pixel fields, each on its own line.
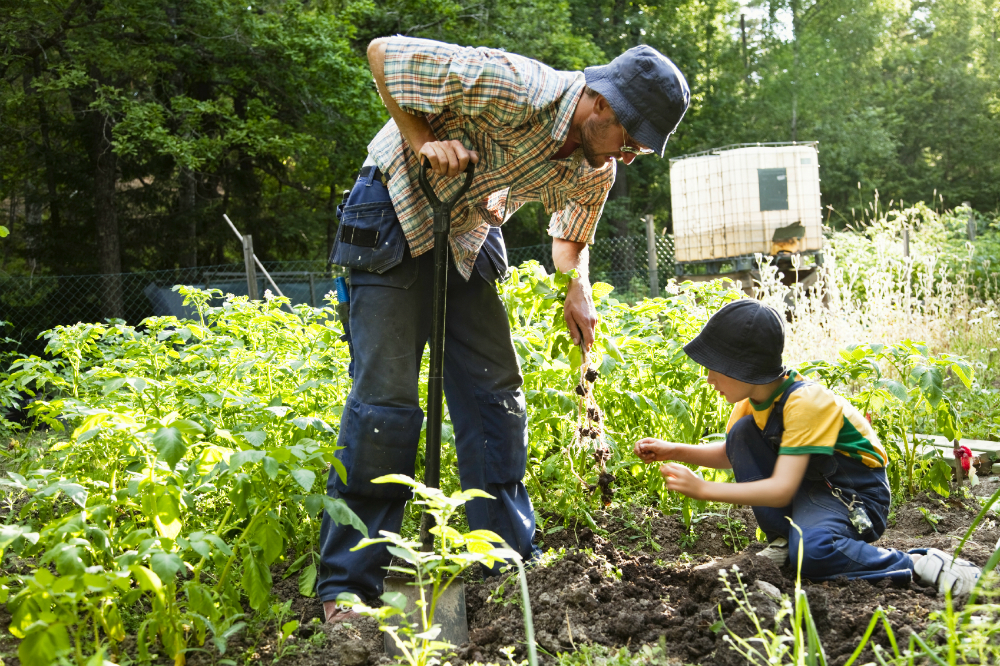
left=620, top=125, right=654, bottom=156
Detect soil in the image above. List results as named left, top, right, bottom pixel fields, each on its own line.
left=2, top=484, right=998, bottom=665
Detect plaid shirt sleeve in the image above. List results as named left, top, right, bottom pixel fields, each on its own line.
left=547, top=161, right=616, bottom=243
left=383, top=37, right=533, bottom=126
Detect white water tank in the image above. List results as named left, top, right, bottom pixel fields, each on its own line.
left=669, top=143, right=823, bottom=264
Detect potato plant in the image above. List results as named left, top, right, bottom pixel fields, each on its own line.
left=1, top=289, right=364, bottom=664
left=0, top=263, right=981, bottom=665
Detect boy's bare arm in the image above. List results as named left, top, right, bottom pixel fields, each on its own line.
left=634, top=439, right=731, bottom=469
left=661, top=454, right=810, bottom=508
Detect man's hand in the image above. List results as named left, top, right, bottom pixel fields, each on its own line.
left=564, top=278, right=597, bottom=349
left=659, top=463, right=705, bottom=499
left=634, top=438, right=676, bottom=463
left=418, top=140, right=479, bottom=177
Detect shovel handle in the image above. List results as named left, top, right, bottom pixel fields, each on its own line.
left=417, top=157, right=476, bottom=211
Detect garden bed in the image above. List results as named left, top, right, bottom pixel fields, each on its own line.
left=85, top=487, right=997, bottom=666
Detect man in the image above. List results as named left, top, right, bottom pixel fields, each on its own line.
left=319, top=36, right=690, bottom=622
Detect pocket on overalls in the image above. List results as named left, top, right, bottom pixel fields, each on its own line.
left=476, top=389, right=528, bottom=485
left=330, top=200, right=406, bottom=274
left=334, top=396, right=424, bottom=499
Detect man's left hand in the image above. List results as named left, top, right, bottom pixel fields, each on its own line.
left=564, top=278, right=597, bottom=350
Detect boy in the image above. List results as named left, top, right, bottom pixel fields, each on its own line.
left=634, top=299, right=981, bottom=595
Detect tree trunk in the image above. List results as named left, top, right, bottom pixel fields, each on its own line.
left=89, top=109, right=124, bottom=319
left=180, top=166, right=198, bottom=267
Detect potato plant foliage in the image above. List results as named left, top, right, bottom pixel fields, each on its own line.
left=0, top=263, right=977, bottom=664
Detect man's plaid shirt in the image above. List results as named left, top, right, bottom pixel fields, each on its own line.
left=369, top=37, right=616, bottom=280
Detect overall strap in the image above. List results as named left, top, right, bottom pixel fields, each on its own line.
left=761, top=379, right=810, bottom=451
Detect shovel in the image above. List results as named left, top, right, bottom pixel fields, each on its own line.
left=383, top=157, right=475, bottom=657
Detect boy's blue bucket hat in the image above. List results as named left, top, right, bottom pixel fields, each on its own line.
left=683, top=300, right=786, bottom=385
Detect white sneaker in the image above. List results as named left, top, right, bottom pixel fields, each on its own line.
left=757, top=537, right=789, bottom=564
left=912, top=548, right=982, bottom=596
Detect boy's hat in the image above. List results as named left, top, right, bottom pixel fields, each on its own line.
left=584, top=46, right=690, bottom=158
left=683, top=300, right=786, bottom=385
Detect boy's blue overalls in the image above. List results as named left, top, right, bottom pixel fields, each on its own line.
left=317, top=167, right=535, bottom=603
left=727, top=378, right=914, bottom=582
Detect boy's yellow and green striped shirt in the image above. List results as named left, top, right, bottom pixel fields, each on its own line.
left=725, top=371, right=887, bottom=468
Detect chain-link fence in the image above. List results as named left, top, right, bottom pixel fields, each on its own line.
left=508, top=234, right=675, bottom=297
left=1, top=235, right=675, bottom=356
left=0, top=260, right=342, bottom=356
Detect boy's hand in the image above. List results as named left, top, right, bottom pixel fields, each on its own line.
left=660, top=463, right=705, bottom=499
left=634, top=438, right=675, bottom=463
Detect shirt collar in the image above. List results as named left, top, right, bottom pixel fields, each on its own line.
left=749, top=369, right=799, bottom=411
left=551, top=74, right=585, bottom=144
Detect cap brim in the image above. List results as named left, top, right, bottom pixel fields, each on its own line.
left=683, top=337, right=786, bottom=385
left=584, top=72, right=669, bottom=158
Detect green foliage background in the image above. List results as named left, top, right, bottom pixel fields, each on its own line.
left=1, top=0, right=998, bottom=274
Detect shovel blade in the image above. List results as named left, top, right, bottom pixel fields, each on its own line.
left=382, top=576, right=469, bottom=657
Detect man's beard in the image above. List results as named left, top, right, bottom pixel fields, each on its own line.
left=579, top=115, right=617, bottom=169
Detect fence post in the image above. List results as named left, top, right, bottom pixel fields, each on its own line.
left=645, top=214, right=659, bottom=297
left=242, top=234, right=259, bottom=300
left=963, top=202, right=975, bottom=241
left=308, top=273, right=317, bottom=307
left=902, top=224, right=909, bottom=258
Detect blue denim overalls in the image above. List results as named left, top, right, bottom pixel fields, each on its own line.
left=316, top=166, right=535, bottom=603
left=727, top=379, right=914, bottom=583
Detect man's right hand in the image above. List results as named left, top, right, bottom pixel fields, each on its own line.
left=634, top=438, right=676, bottom=463
left=418, top=140, right=480, bottom=177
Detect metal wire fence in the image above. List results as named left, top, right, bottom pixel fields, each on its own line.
left=0, top=235, right=675, bottom=356
left=507, top=234, right=675, bottom=297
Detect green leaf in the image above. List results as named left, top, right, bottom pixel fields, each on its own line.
left=261, top=456, right=279, bottom=480
left=602, top=337, right=624, bottom=363
left=58, top=482, right=88, bottom=508
left=298, top=563, right=317, bottom=598
left=386, top=546, right=417, bottom=563
left=936, top=401, right=961, bottom=441
left=381, top=591, right=408, bottom=610
left=875, top=378, right=908, bottom=403
left=152, top=427, right=187, bottom=470
left=0, top=525, right=26, bottom=551
left=915, top=366, right=944, bottom=407
left=241, top=548, right=272, bottom=611
left=949, top=359, right=974, bottom=388
left=322, top=496, right=368, bottom=537
left=143, top=485, right=183, bottom=540
left=290, top=468, right=315, bottom=492
left=250, top=514, right=284, bottom=565
left=171, top=419, right=206, bottom=435
left=925, top=458, right=952, bottom=498
left=240, top=431, right=267, bottom=448
left=50, top=543, right=85, bottom=576
left=130, top=565, right=166, bottom=607
left=568, top=345, right=582, bottom=370
left=150, top=552, right=185, bottom=582
left=371, top=474, right=418, bottom=488
left=19, top=623, right=70, bottom=664
left=230, top=450, right=266, bottom=470
left=281, top=620, right=299, bottom=640
left=330, top=457, right=347, bottom=485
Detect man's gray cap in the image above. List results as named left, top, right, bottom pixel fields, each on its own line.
left=584, top=45, right=690, bottom=158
